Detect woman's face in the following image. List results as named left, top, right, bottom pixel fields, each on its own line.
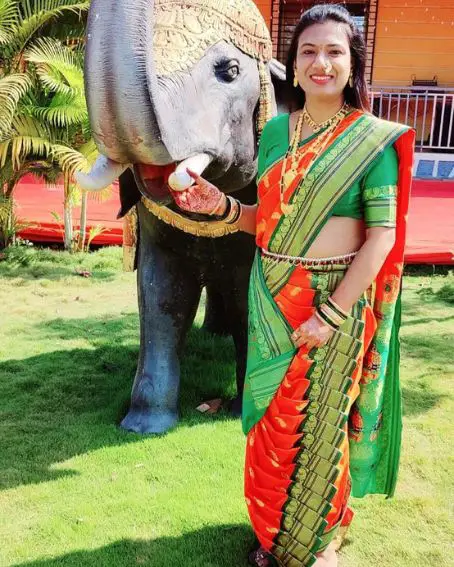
left=294, top=21, right=352, bottom=103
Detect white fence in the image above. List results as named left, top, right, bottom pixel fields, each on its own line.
left=370, top=87, right=454, bottom=152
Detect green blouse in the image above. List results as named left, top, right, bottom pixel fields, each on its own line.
left=257, top=114, right=398, bottom=228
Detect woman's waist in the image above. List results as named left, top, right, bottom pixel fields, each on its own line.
left=260, top=248, right=357, bottom=272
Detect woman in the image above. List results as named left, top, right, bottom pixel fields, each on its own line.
left=172, top=5, right=414, bottom=566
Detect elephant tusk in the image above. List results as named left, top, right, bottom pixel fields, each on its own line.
left=75, top=155, right=130, bottom=191
left=168, top=153, right=213, bottom=191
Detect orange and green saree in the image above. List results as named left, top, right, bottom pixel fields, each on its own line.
left=243, top=110, right=415, bottom=566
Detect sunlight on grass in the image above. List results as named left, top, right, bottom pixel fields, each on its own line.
left=0, top=250, right=452, bottom=567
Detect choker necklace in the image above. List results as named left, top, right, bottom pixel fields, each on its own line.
left=278, top=103, right=350, bottom=216
left=302, top=102, right=350, bottom=133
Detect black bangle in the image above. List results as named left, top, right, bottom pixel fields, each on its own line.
left=225, top=200, right=242, bottom=224
left=326, top=297, right=348, bottom=321
left=316, top=306, right=340, bottom=330
left=214, top=196, right=231, bottom=220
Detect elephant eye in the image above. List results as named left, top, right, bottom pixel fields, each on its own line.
left=215, top=60, right=240, bottom=83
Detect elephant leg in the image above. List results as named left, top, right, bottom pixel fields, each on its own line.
left=202, top=285, right=230, bottom=336
left=121, top=221, right=201, bottom=434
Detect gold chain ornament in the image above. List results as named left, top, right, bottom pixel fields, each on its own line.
left=142, top=197, right=239, bottom=238
left=279, top=103, right=350, bottom=215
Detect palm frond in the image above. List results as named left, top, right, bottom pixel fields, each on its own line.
left=78, top=138, right=97, bottom=163
left=33, top=101, right=87, bottom=127
left=51, top=142, right=89, bottom=175
left=0, top=73, right=33, bottom=137
left=4, top=113, right=55, bottom=169
left=0, top=0, right=18, bottom=45
left=87, top=183, right=113, bottom=203
left=35, top=66, right=77, bottom=96
left=0, top=138, right=12, bottom=169
left=25, top=36, right=85, bottom=94
left=10, top=0, right=89, bottom=55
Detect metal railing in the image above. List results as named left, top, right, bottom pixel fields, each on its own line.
left=370, top=86, right=454, bottom=152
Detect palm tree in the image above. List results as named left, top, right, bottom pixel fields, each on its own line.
left=24, top=36, right=98, bottom=249
left=0, top=0, right=90, bottom=248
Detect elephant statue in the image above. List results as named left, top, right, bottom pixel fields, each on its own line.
left=76, top=0, right=286, bottom=434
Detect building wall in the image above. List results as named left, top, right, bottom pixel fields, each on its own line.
left=372, top=0, right=454, bottom=87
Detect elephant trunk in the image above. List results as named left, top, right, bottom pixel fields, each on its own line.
left=84, top=0, right=170, bottom=166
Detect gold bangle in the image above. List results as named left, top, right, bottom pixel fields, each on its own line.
left=208, top=193, right=227, bottom=216
left=226, top=200, right=242, bottom=224
left=319, top=303, right=345, bottom=327
left=224, top=196, right=240, bottom=224
left=327, top=296, right=349, bottom=319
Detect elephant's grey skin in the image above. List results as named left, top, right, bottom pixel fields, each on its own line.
left=84, top=0, right=287, bottom=434
left=119, top=171, right=257, bottom=434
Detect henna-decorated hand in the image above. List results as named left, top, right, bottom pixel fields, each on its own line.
left=291, top=313, right=334, bottom=350
left=171, top=168, right=227, bottom=216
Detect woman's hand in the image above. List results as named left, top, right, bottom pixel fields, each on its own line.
left=171, top=168, right=227, bottom=216
left=291, top=313, right=334, bottom=350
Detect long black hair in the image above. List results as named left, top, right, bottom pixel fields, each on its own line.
left=285, top=4, right=370, bottom=112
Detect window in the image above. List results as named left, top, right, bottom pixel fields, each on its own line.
left=276, top=1, right=370, bottom=63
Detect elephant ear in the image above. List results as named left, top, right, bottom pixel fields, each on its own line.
left=117, top=168, right=141, bottom=219
left=269, top=58, right=289, bottom=115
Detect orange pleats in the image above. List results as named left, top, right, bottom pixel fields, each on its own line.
left=245, top=264, right=373, bottom=555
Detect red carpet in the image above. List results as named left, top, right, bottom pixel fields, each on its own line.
left=14, top=175, right=454, bottom=264
left=405, top=180, right=454, bottom=264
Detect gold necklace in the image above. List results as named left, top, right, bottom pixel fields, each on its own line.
left=279, top=104, right=350, bottom=216
left=302, top=102, right=350, bottom=133
left=279, top=112, right=305, bottom=215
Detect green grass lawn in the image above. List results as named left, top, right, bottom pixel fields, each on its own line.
left=0, top=246, right=453, bottom=567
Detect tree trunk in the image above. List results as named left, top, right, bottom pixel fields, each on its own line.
left=78, top=191, right=88, bottom=252
left=0, top=180, right=19, bottom=249
left=63, top=178, right=73, bottom=251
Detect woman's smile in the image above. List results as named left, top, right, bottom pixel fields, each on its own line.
left=310, top=74, right=334, bottom=85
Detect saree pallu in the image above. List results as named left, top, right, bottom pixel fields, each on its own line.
left=243, top=111, right=415, bottom=566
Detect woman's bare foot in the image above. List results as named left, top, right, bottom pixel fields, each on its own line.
left=314, top=542, right=338, bottom=567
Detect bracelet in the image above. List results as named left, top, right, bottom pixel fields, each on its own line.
left=214, top=194, right=232, bottom=220
left=314, top=309, right=338, bottom=332
left=224, top=196, right=241, bottom=224
left=319, top=303, right=345, bottom=327
left=226, top=199, right=242, bottom=224
left=209, top=193, right=227, bottom=216
left=326, top=296, right=349, bottom=319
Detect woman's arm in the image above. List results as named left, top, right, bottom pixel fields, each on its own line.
left=330, top=226, right=396, bottom=312
left=291, top=228, right=396, bottom=349
left=233, top=203, right=258, bottom=235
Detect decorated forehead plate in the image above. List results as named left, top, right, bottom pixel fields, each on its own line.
left=153, top=0, right=273, bottom=75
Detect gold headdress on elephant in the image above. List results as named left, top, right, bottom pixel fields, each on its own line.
left=152, top=0, right=273, bottom=136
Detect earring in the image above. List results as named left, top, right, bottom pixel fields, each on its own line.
left=293, top=75, right=299, bottom=88
left=349, top=73, right=354, bottom=88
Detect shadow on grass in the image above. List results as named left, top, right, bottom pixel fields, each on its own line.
left=400, top=333, right=454, bottom=366
left=9, top=526, right=254, bottom=567
left=0, top=316, right=238, bottom=490
left=34, top=313, right=238, bottom=414
left=401, top=314, right=454, bottom=327
left=402, top=382, right=447, bottom=417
